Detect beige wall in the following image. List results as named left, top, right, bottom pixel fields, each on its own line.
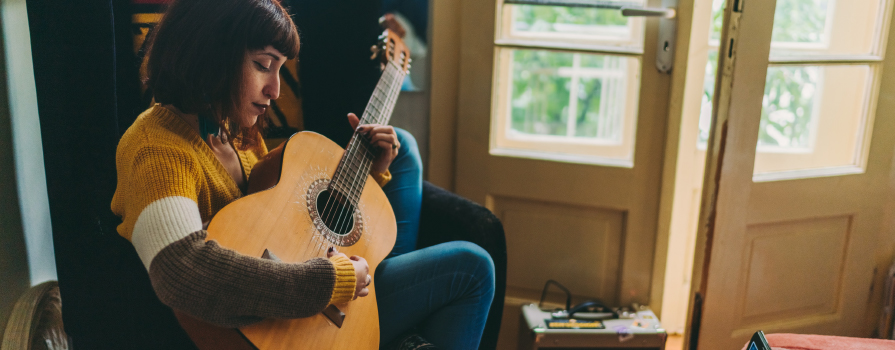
left=426, top=0, right=462, bottom=189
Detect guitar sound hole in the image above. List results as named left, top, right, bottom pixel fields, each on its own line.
left=315, top=189, right=356, bottom=236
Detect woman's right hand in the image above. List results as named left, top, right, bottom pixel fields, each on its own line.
left=327, top=249, right=370, bottom=299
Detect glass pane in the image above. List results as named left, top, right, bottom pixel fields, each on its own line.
left=758, top=66, right=820, bottom=150
left=510, top=50, right=571, bottom=137
left=699, top=59, right=874, bottom=173
left=493, top=48, right=641, bottom=165
left=709, top=0, right=725, bottom=42
left=700, top=0, right=881, bottom=179
left=770, top=0, right=883, bottom=56
left=510, top=50, right=627, bottom=143
left=701, top=0, right=879, bottom=145
left=698, top=50, right=719, bottom=146
left=771, top=0, right=832, bottom=46
left=513, top=4, right=631, bottom=39
left=754, top=65, right=873, bottom=175
left=504, top=1, right=645, bottom=48
left=710, top=0, right=884, bottom=56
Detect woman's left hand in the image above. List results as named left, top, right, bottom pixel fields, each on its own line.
left=347, top=113, right=398, bottom=174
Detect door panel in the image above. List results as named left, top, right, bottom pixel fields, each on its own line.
left=737, top=216, right=851, bottom=328
left=687, top=0, right=895, bottom=348
left=456, top=0, right=680, bottom=306
left=493, top=196, right=625, bottom=303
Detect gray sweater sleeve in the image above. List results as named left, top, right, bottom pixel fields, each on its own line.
left=148, top=230, right=336, bottom=328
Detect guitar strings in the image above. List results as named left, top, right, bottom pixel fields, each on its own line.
left=333, top=64, right=400, bottom=237
left=318, top=72, right=387, bottom=246
left=331, top=63, right=403, bottom=240
left=328, top=63, right=396, bottom=238
left=312, top=74, right=383, bottom=257
left=316, top=60, right=404, bottom=257
left=322, top=65, right=392, bottom=236
left=315, top=132, right=354, bottom=254
left=324, top=67, right=392, bottom=242
left=337, top=63, right=402, bottom=237
left=334, top=65, right=402, bottom=239
left=332, top=63, right=402, bottom=244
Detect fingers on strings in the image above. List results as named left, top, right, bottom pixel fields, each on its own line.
left=359, top=126, right=399, bottom=152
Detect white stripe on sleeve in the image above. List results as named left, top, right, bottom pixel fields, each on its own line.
left=131, top=196, right=204, bottom=270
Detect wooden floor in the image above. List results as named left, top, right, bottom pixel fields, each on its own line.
left=667, top=334, right=683, bottom=350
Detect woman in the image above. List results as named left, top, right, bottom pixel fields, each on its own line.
left=111, top=0, right=495, bottom=348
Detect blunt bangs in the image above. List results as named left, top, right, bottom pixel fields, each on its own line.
left=246, top=0, right=300, bottom=59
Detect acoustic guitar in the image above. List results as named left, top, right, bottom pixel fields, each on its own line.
left=174, top=30, right=411, bottom=350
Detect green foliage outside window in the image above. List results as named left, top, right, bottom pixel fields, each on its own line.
left=700, top=0, right=829, bottom=148
left=511, top=50, right=573, bottom=136
left=513, top=5, right=628, bottom=33
left=771, top=0, right=830, bottom=44
left=710, top=0, right=829, bottom=43
left=510, top=50, right=625, bottom=140
left=509, top=0, right=831, bottom=147
left=760, top=67, right=818, bottom=148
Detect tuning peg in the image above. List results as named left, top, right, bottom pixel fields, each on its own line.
left=370, top=45, right=380, bottom=60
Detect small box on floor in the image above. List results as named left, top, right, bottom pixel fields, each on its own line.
left=518, top=303, right=667, bottom=349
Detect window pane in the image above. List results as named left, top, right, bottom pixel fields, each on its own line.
left=503, top=2, right=645, bottom=49
left=698, top=50, right=719, bottom=146
left=699, top=61, right=874, bottom=175
left=510, top=50, right=572, bottom=137
left=513, top=4, right=630, bottom=38
left=493, top=48, right=641, bottom=166
left=771, top=0, right=832, bottom=45
left=758, top=66, right=820, bottom=150
left=510, top=50, right=627, bottom=143
left=710, top=0, right=725, bottom=42
left=700, top=0, right=882, bottom=180
left=769, top=0, right=882, bottom=56
left=753, top=65, right=874, bottom=176
left=710, top=0, right=883, bottom=56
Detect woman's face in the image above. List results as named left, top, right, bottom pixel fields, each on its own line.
left=238, top=46, right=287, bottom=128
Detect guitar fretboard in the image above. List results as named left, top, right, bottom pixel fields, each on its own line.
left=329, top=62, right=405, bottom=205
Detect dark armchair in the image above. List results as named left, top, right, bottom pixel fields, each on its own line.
left=418, top=183, right=507, bottom=350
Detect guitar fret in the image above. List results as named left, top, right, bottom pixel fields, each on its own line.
left=333, top=61, right=406, bottom=206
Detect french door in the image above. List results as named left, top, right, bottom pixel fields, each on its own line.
left=454, top=0, right=687, bottom=310
left=687, top=0, right=895, bottom=348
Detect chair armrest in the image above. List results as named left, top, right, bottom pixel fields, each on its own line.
left=417, top=182, right=505, bottom=253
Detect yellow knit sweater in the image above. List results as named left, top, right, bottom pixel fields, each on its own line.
left=112, top=105, right=365, bottom=306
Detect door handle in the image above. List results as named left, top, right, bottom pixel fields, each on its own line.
left=623, top=0, right=679, bottom=73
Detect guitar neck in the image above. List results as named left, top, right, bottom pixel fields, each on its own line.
left=361, top=62, right=404, bottom=126
left=329, top=62, right=406, bottom=204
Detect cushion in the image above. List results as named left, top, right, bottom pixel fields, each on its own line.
left=740, top=333, right=895, bottom=350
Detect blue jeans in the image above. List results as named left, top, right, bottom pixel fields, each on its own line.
left=381, top=128, right=423, bottom=258
left=376, top=128, right=495, bottom=349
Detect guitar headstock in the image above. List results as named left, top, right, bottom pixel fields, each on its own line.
left=370, top=29, right=410, bottom=73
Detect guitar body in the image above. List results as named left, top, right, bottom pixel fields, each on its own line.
left=180, top=131, right=397, bottom=350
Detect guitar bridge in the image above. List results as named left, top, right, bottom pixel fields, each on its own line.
left=322, top=305, right=345, bottom=328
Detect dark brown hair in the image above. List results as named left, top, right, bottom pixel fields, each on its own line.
left=144, top=0, right=299, bottom=148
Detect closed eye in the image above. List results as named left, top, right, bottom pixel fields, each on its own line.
left=254, top=61, right=270, bottom=72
